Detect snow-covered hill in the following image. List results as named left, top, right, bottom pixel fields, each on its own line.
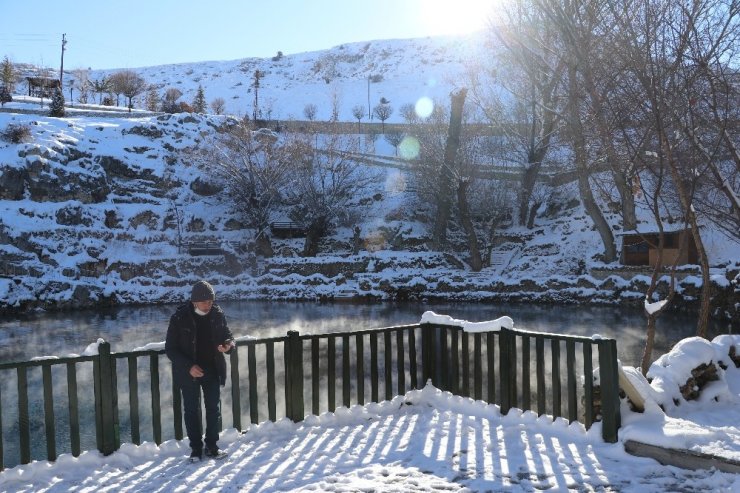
left=89, top=33, right=486, bottom=122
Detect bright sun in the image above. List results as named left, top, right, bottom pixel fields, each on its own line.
left=418, top=0, right=497, bottom=35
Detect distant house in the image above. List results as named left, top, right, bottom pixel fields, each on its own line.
left=620, top=229, right=699, bottom=267
left=26, top=77, right=60, bottom=98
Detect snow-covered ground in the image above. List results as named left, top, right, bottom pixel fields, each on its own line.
left=1, top=317, right=739, bottom=493
left=1, top=102, right=737, bottom=312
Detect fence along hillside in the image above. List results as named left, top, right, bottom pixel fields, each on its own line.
left=0, top=322, right=620, bottom=470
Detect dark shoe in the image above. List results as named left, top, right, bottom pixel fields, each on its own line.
left=204, top=447, right=227, bottom=460
left=189, top=449, right=203, bottom=462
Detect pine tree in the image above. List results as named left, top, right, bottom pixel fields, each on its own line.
left=0, top=86, right=11, bottom=107
left=1, top=56, right=15, bottom=92
left=192, top=85, right=206, bottom=114
left=145, top=86, right=159, bottom=112
left=49, top=88, right=65, bottom=117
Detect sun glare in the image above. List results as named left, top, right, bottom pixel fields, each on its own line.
left=417, top=0, right=497, bottom=35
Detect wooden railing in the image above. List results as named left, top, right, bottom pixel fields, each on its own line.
left=0, top=323, right=620, bottom=471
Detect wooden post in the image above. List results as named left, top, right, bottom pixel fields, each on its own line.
left=421, top=323, right=434, bottom=386
left=598, top=339, right=620, bottom=443
left=230, top=349, right=242, bottom=430
left=284, top=331, right=304, bottom=422
left=499, top=328, right=514, bottom=415
left=42, top=364, right=56, bottom=461
left=150, top=354, right=161, bottom=445
left=94, top=342, right=120, bottom=455
left=17, top=366, right=30, bottom=464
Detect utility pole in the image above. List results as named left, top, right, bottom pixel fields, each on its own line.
left=59, top=33, right=67, bottom=87
left=252, top=69, right=261, bottom=122
left=367, top=76, right=371, bottom=120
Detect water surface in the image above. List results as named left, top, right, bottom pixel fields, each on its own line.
left=1, top=300, right=729, bottom=366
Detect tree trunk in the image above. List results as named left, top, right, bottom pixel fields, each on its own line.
left=518, top=92, right=559, bottom=228
left=658, top=131, right=712, bottom=337
left=457, top=178, right=482, bottom=271
left=518, top=159, right=543, bottom=227
left=640, top=221, right=677, bottom=374
left=614, top=170, right=637, bottom=231
left=567, top=66, right=616, bottom=262
left=255, top=230, right=273, bottom=258
left=579, top=64, right=637, bottom=232
left=302, top=218, right=326, bottom=257
left=431, top=88, right=468, bottom=250
left=526, top=201, right=540, bottom=229
left=577, top=172, right=617, bottom=262
left=641, top=314, right=657, bottom=375
left=690, top=224, right=712, bottom=338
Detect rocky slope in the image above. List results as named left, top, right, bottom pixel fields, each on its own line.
left=0, top=109, right=737, bottom=322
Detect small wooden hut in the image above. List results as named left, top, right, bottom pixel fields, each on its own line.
left=620, top=229, right=699, bottom=267
left=26, top=77, right=61, bottom=98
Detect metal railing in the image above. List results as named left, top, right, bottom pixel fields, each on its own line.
left=0, top=322, right=620, bottom=470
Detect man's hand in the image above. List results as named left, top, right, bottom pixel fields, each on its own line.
left=189, top=364, right=204, bottom=378
left=217, top=341, right=235, bottom=353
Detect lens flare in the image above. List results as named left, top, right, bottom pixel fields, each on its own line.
left=415, top=97, right=434, bottom=119
left=417, top=0, right=494, bottom=36
left=399, top=136, right=420, bottom=160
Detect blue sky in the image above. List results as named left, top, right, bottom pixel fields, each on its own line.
left=2, top=0, right=496, bottom=70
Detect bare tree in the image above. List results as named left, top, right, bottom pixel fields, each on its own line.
left=109, top=70, right=147, bottom=112
left=351, top=104, right=364, bottom=134
left=283, top=133, right=379, bottom=256
left=71, top=68, right=90, bottom=104
left=398, top=103, right=415, bottom=123
left=406, top=93, right=499, bottom=271
left=330, top=87, right=341, bottom=122
left=211, top=97, right=226, bottom=115
left=632, top=141, right=683, bottom=372
left=530, top=0, right=618, bottom=262
left=195, top=123, right=291, bottom=257
left=162, top=88, right=183, bottom=113
left=373, top=102, right=393, bottom=133
left=472, top=4, right=565, bottom=229
left=606, top=0, right=739, bottom=337
left=90, top=77, right=109, bottom=105
left=303, top=103, right=317, bottom=122
left=384, top=132, right=404, bottom=155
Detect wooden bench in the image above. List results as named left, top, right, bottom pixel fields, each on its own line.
left=270, top=221, right=307, bottom=239
left=187, top=241, right=223, bottom=256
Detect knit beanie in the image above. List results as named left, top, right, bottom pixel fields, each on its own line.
left=191, top=280, right=215, bottom=302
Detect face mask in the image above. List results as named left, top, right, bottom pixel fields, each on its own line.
left=194, top=307, right=210, bottom=316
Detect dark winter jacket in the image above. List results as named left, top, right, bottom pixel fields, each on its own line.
left=165, top=302, right=234, bottom=386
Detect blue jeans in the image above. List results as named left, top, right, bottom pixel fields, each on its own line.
left=179, top=370, right=221, bottom=452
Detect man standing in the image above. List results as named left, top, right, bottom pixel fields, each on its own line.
left=166, top=280, right=235, bottom=461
